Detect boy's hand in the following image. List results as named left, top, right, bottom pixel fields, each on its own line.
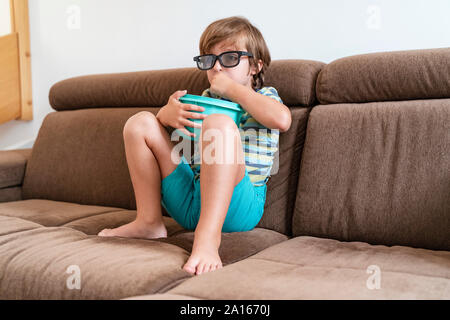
left=209, top=72, right=236, bottom=100
left=156, top=90, right=208, bottom=138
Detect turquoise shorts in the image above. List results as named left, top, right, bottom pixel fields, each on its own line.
left=160, top=155, right=267, bottom=232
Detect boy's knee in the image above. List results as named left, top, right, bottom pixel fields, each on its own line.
left=124, top=111, right=158, bottom=136
left=202, top=114, right=236, bottom=130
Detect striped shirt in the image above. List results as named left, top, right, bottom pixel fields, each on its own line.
left=189, top=87, right=282, bottom=187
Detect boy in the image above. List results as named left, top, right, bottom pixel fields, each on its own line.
left=98, top=16, right=291, bottom=276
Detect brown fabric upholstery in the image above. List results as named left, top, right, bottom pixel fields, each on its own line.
left=0, top=215, right=42, bottom=236
left=0, top=149, right=32, bottom=203
left=0, top=199, right=133, bottom=230
left=0, top=149, right=31, bottom=189
left=22, top=108, right=150, bottom=210
left=0, top=187, right=22, bottom=203
left=0, top=199, right=287, bottom=299
left=317, top=47, right=450, bottom=104
left=128, top=236, right=450, bottom=300
left=257, top=107, right=311, bottom=235
left=0, top=218, right=191, bottom=299
left=49, top=68, right=210, bottom=111
left=265, top=60, right=325, bottom=107
left=48, top=60, right=324, bottom=111
left=292, top=99, right=450, bottom=250
left=2, top=199, right=287, bottom=266
left=160, top=227, right=287, bottom=267
left=21, top=106, right=309, bottom=236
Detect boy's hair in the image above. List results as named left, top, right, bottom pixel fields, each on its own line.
left=199, top=16, right=271, bottom=90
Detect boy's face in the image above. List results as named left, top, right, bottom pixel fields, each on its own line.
left=206, top=41, right=260, bottom=90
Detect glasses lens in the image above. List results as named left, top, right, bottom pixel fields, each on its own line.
left=197, top=55, right=215, bottom=70
left=221, top=52, right=240, bottom=67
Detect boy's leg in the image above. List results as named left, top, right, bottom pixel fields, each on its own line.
left=183, top=114, right=246, bottom=275
left=98, top=111, right=182, bottom=239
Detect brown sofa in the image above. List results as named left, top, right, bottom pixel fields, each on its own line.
left=0, top=47, right=449, bottom=300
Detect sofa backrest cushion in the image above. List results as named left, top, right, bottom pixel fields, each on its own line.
left=292, top=98, right=450, bottom=250
left=316, top=47, right=450, bottom=104
left=22, top=108, right=146, bottom=211
left=49, top=60, right=324, bottom=111
left=257, top=106, right=311, bottom=236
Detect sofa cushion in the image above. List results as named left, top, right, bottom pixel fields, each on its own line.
left=48, top=60, right=324, bottom=111
left=0, top=199, right=130, bottom=229
left=316, top=47, right=450, bottom=104
left=292, top=98, right=450, bottom=250
left=0, top=187, right=22, bottom=203
left=264, top=60, right=324, bottom=107
left=127, top=236, right=450, bottom=300
left=0, top=215, right=42, bottom=236
left=22, top=108, right=153, bottom=211
left=49, top=68, right=209, bottom=112
left=258, top=107, right=311, bottom=235
left=0, top=149, right=32, bottom=189
left=0, top=221, right=191, bottom=299
left=0, top=199, right=288, bottom=299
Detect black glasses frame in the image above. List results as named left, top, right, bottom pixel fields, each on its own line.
left=193, top=51, right=253, bottom=70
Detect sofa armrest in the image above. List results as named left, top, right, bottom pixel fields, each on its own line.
left=0, top=148, right=32, bottom=202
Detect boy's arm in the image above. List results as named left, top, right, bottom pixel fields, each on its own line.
left=229, top=85, right=291, bottom=132
left=210, top=73, right=292, bottom=132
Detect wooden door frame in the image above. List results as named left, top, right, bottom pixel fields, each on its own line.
left=0, top=0, right=32, bottom=124
left=10, top=0, right=32, bottom=120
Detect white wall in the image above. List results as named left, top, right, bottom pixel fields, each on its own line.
left=0, top=0, right=11, bottom=36
left=1, top=0, right=450, bottom=150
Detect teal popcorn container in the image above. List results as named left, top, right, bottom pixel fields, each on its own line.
left=177, top=94, right=245, bottom=141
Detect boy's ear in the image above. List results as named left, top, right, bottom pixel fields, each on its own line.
left=251, top=59, right=263, bottom=75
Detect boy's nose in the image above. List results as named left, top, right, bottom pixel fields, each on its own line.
left=213, top=59, right=222, bottom=71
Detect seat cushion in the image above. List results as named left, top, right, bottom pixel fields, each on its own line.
left=0, top=199, right=287, bottom=299
left=0, top=221, right=190, bottom=299
left=128, top=236, right=450, bottom=300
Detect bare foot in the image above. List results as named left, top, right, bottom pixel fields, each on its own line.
left=98, top=219, right=167, bottom=240
left=182, top=241, right=223, bottom=275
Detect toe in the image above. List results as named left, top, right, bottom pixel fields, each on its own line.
left=184, top=266, right=195, bottom=275
left=196, top=263, right=205, bottom=275
left=183, top=264, right=195, bottom=275
left=183, top=259, right=198, bottom=275
left=201, top=263, right=209, bottom=274
left=98, top=229, right=109, bottom=237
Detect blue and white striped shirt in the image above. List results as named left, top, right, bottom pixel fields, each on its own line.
left=189, top=86, right=282, bottom=187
